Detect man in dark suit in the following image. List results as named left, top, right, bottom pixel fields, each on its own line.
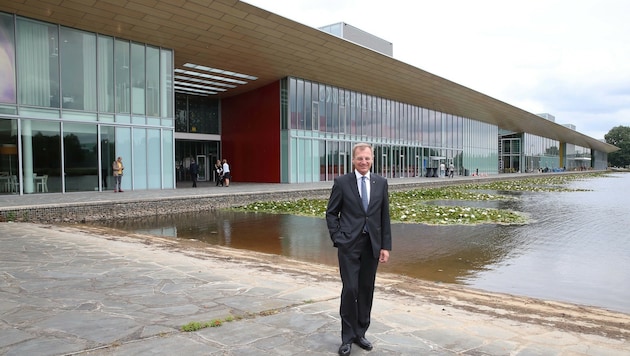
left=190, top=159, right=199, bottom=188
left=326, top=142, right=392, bottom=356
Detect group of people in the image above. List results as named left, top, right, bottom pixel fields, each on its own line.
left=190, top=158, right=231, bottom=188
left=439, top=162, right=456, bottom=178
left=112, top=156, right=232, bottom=191
left=213, top=159, right=231, bottom=187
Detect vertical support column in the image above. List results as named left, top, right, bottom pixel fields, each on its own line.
left=21, top=120, right=35, bottom=193
left=559, top=142, right=566, bottom=170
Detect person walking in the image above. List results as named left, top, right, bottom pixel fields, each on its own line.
left=222, top=158, right=231, bottom=187
left=325, top=142, right=392, bottom=356
left=190, top=159, right=199, bottom=188
left=112, top=156, right=124, bottom=192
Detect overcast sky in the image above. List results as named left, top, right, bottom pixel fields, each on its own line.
left=244, top=0, right=629, bottom=140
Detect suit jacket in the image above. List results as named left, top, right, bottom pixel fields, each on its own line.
left=326, top=172, right=392, bottom=258
left=190, top=163, right=199, bottom=175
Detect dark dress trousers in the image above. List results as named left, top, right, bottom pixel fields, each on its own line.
left=326, top=172, right=392, bottom=344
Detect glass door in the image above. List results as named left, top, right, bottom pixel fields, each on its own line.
left=339, top=151, right=348, bottom=176
left=196, top=154, right=206, bottom=181
left=398, top=152, right=405, bottom=178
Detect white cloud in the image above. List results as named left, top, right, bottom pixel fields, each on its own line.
left=244, top=0, right=630, bottom=140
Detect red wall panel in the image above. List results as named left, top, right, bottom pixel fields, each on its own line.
left=221, top=81, right=281, bottom=183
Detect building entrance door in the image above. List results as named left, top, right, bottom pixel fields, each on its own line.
left=398, top=153, right=407, bottom=178
left=196, top=155, right=207, bottom=181
left=339, top=152, right=348, bottom=176
left=382, top=153, right=388, bottom=177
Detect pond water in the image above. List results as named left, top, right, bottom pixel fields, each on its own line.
left=96, top=173, right=630, bottom=314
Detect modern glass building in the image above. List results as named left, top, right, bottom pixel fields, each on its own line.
left=282, top=77, right=498, bottom=182
left=0, top=12, right=174, bottom=194
left=0, top=1, right=618, bottom=195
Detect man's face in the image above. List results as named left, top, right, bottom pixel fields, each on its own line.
left=352, top=147, right=373, bottom=176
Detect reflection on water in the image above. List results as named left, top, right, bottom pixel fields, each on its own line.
left=95, top=173, right=630, bottom=314
left=117, top=211, right=338, bottom=264
left=463, top=173, right=630, bottom=314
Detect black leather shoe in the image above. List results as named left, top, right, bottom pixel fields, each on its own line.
left=354, top=336, right=373, bottom=351
left=338, top=343, right=352, bottom=355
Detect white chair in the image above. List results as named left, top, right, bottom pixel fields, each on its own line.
left=37, top=175, right=49, bottom=192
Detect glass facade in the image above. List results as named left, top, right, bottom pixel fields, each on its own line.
left=0, top=9, right=609, bottom=192
left=173, top=93, right=221, bottom=185
left=500, top=132, right=591, bottom=173
left=282, top=77, right=498, bottom=183
left=565, top=142, right=593, bottom=171
left=175, top=93, right=219, bottom=134
left=520, top=133, right=562, bottom=173
left=0, top=12, right=174, bottom=195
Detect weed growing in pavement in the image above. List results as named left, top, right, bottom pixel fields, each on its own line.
left=181, top=316, right=239, bottom=332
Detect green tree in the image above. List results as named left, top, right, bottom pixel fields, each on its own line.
left=605, top=126, right=630, bottom=167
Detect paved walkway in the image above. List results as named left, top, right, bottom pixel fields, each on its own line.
left=2, top=223, right=629, bottom=355
left=1, top=173, right=629, bottom=355
left=0, top=180, right=330, bottom=209
left=0, top=173, right=533, bottom=210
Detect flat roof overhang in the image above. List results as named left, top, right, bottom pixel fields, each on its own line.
left=1, top=0, right=618, bottom=153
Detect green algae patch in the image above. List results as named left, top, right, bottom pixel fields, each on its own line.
left=230, top=172, right=607, bottom=226
left=231, top=194, right=526, bottom=225
left=389, top=203, right=526, bottom=225
left=230, top=186, right=523, bottom=225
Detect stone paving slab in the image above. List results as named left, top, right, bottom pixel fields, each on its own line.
left=1, top=222, right=629, bottom=355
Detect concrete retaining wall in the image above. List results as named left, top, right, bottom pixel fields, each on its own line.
left=0, top=189, right=332, bottom=224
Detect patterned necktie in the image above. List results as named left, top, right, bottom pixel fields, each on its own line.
left=361, top=176, right=368, bottom=212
